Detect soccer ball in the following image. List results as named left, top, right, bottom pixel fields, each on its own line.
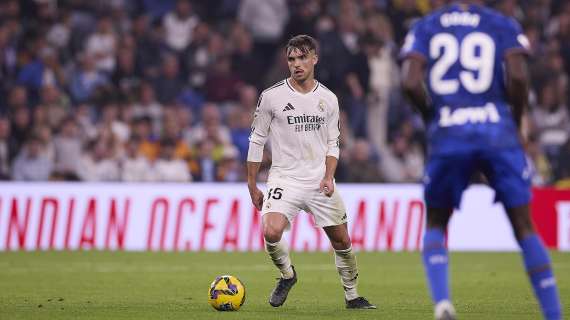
left=207, top=275, right=246, bottom=311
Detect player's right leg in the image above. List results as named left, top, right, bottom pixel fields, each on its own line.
left=262, top=212, right=297, bottom=307
left=262, top=182, right=306, bottom=306
left=504, top=205, right=562, bottom=320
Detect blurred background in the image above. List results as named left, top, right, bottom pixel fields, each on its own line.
left=1, top=0, right=569, bottom=186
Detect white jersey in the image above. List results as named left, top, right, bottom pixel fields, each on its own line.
left=247, top=78, right=340, bottom=188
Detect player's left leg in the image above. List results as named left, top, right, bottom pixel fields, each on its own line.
left=423, top=207, right=456, bottom=320
left=306, top=188, right=375, bottom=309
left=323, top=223, right=376, bottom=309
left=422, top=152, right=474, bottom=320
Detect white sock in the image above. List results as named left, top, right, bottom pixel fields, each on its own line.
left=335, top=246, right=359, bottom=300
left=265, top=240, right=294, bottom=279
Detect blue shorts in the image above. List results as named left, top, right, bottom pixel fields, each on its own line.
left=424, top=148, right=531, bottom=209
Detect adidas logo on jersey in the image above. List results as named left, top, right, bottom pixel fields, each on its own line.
left=439, top=103, right=500, bottom=127
left=283, top=103, right=295, bottom=112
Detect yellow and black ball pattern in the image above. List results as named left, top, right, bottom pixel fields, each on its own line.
left=207, top=275, right=246, bottom=311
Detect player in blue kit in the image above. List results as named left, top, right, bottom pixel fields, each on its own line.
left=400, top=1, right=562, bottom=319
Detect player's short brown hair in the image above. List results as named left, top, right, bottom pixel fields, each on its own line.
left=286, top=35, right=318, bottom=56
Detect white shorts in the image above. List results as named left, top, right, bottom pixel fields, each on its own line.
left=261, top=180, right=347, bottom=228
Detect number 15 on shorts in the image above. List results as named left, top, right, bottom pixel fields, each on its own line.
left=267, top=188, right=283, bottom=200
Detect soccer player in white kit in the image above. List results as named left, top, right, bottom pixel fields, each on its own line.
left=247, top=35, right=376, bottom=309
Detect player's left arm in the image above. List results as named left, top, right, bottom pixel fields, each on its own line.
left=505, top=52, right=529, bottom=130
left=321, top=97, right=341, bottom=197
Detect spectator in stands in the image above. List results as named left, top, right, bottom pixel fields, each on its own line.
left=281, top=0, right=320, bottom=42
left=554, top=139, right=570, bottom=187
left=112, top=46, right=140, bottom=101
left=317, top=4, right=362, bottom=94
left=75, top=103, right=98, bottom=141
left=344, top=139, right=383, bottom=182
left=388, top=0, right=423, bottom=45
left=79, top=137, right=120, bottom=182
left=69, top=53, right=109, bottom=103
left=217, top=145, right=242, bottom=182
left=236, top=85, right=258, bottom=112
left=153, top=53, right=184, bottom=104
left=238, top=0, right=288, bottom=70
left=531, top=79, right=570, bottom=169
left=379, top=134, right=424, bottom=183
left=230, top=24, right=264, bottom=88
left=6, top=85, right=28, bottom=111
left=53, top=117, right=82, bottom=180
left=0, top=117, right=15, bottom=179
left=85, top=16, right=117, bottom=73
left=228, top=107, right=252, bottom=162
left=131, top=116, right=158, bottom=161
left=163, top=0, right=199, bottom=53
left=9, top=107, right=31, bottom=155
left=262, top=47, right=289, bottom=90
left=17, top=45, right=64, bottom=104
left=121, top=137, right=152, bottom=182
left=150, top=138, right=192, bottom=182
left=190, top=138, right=217, bottom=182
left=0, top=22, right=18, bottom=96
left=527, top=133, right=553, bottom=186
left=204, top=55, right=242, bottom=103
left=132, top=82, right=163, bottom=137
left=365, top=14, right=400, bottom=152
left=183, top=23, right=215, bottom=90
left=132, top=14, right=161, bottom=79
left=99, top=103, right=130, bottom=144
left=33, top=124, right=55, bottom=163
left=46, top=9, right=72, bottom=55
left=185, top=103, right=231, bottom=147
left=38, top=84, right=70, bottom=130
left=12, top=135, right=52, bottom=181
left=161, top=109, right=192, bottom=161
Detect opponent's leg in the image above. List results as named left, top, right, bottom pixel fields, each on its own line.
left=263, top=212, right=297, bottom=307
left=423, top=207, right=455, bottom=320
left=506, top=205, right=562, bottom=320
left=324, top=223, right=376, bottom=309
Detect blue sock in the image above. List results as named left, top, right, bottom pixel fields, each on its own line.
left=520, top=234, right=562, bottom=320
left=422, top=228, right=449, bottom=303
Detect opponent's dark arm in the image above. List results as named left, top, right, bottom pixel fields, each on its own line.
left=402, top=56, right=431, bottom=120
left=505, top=52, right=530, bottom=129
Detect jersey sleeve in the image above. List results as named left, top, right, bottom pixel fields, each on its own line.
left=500, top=17, right=530, bottom=57
left=399, top=20, right=429, bottom=61
left=247, top=93, right=272, bottom=162
left=326, top=97, right=341, bottom=159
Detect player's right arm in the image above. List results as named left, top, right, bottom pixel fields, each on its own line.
left=502, top=18, right=531, bottom=131
left=400, top=21, right=432, bottom=121
left=505, top=53, right=529, bottom=130
left=247, top=93, right=273, bottom=210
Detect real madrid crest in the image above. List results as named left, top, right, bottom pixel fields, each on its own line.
left=318, top=100, right=326, bottom=112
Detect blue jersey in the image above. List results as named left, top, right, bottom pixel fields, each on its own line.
left=400, top=3, right=530, bottom=155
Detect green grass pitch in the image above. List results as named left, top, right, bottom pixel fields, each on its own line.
left=0, top=251, right=568, bottom=319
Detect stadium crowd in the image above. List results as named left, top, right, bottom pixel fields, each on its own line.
left=1, top=0, right=569, bottom=185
